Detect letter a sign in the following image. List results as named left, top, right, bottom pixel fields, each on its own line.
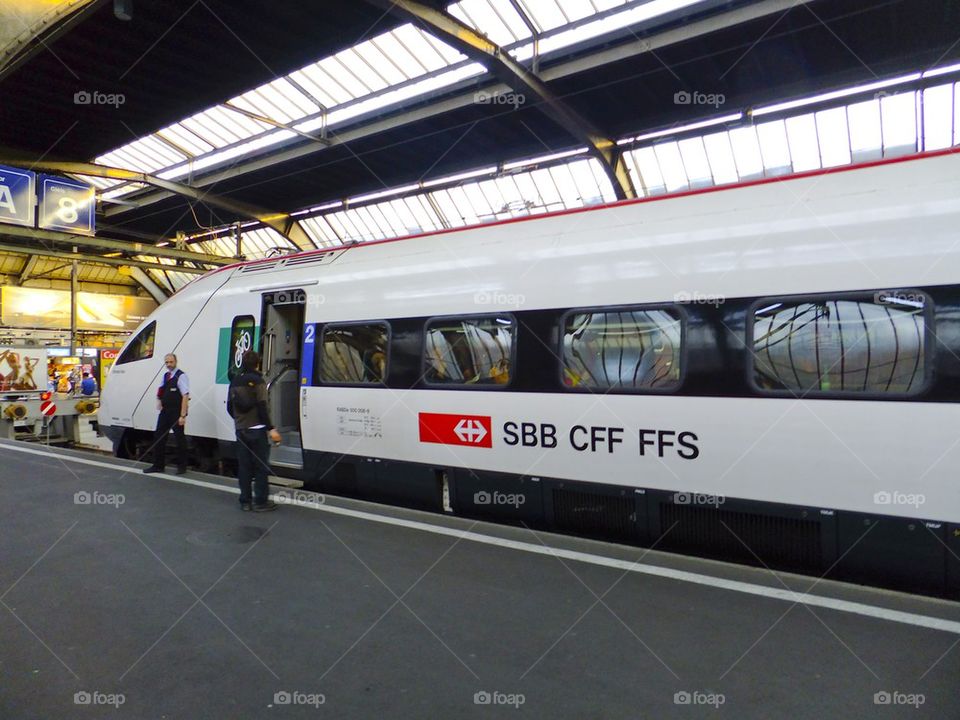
left=0, top=165, right=36, bottom=227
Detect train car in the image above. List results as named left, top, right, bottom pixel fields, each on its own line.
left=99, top=148, right=960, bottom=597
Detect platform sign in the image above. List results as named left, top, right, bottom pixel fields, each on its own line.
left=38, top=174, right=95, bottom=235
left=0, top=165, right=36, bottom=227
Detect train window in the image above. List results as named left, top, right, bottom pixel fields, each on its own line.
left=750, top=292, right=929, bottom=395
left=561, top=307, right=683, bottom=391
left=318, top=323, right=389, bottom=384
left=424, top=315, right=515, bottom=386
left=116, top=321, right=156, bottom=365
left=227, top=316, right=255, bottom=381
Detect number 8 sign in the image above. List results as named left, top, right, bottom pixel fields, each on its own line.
left=38, top=175, right=95, bottom=235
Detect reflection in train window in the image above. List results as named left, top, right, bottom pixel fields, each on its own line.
left=751, top=295, right=927, bottom=394
left=424, top=316, right=515, bottom=386
left=319, top=323, right=388, bottom=384
left=117, top=321, right=156, bottom=365
left=562, top=308, right=683, bottom=391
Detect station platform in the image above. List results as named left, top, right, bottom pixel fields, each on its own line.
left=1, top=439, right=959, bottom=719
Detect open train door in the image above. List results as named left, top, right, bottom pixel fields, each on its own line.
left=259, top=288, right=306, bottom=469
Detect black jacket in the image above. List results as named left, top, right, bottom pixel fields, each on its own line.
left=227, top=371, right=273, bottom=431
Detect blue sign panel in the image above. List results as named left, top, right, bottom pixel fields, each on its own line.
left=38, top=175, right=95, bottom=235
left=0, top=165, right=36, bottom=228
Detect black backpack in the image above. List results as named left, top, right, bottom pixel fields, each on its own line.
left=228, top=379, right=259, bottom=417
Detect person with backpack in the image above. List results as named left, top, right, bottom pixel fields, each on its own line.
left=227, top=350, right=281, bottom=511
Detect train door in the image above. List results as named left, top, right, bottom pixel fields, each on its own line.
left=259, top=288, right=306, bottom=468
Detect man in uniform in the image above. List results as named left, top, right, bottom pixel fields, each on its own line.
left=143, top=353, right=190, bottom=475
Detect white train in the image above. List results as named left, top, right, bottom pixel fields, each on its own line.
left=100, top=148, right=960, bottom=596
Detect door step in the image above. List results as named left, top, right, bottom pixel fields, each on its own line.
left=268, top=474, right=304, bottom=488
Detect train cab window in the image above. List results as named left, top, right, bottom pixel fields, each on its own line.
left=424, top=316, right=515, bottom=386
left=562, top=308, right=683, bottom=391
left=318, top=323, right=389, bottom=384
left=116, top=321, right=156, bottom=365
left=750, top=293, right=929, bottom=395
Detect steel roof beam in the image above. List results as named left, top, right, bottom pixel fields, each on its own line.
left=0, top=157, right=316, bottom=250
left=365, top=0, right=635, bottom=199
left=0, top=224, right=231, bottom=266
left=0, top=241, right=210, bottom=274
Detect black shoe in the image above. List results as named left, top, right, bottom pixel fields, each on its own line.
left=252, top=501, right=277, bottom=512
left=142, top=466, right=163, bottom=474
left=175, top=467, right=187, bottom=475
left=240, top=502, right=253, bottom=511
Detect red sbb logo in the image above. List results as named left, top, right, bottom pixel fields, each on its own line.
left=418, top=413, right=492, bottom=448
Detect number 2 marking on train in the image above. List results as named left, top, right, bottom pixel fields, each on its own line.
left=304, top=324, right=315, bottom=343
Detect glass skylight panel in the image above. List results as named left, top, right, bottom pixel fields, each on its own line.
left=585, top=160, right=617, bottom=203
left=392, top=24, right=454, bottom=72
left=352, top=42, right=407, bottom=87
left=352, top=206, right=388, bottom=239
left=449, top=0, right=530, bottom=46
left=427, top=188, right=466, bottom=227
left=880, top=92, right=917, bottom=155
left=701, top=132, right=738, bottom=185
left=494, top=174, right=526, bottom=210
left=815, top=106, right=851, bottom=167
left=846, top=99, right=882, bottom=161
left=293, top=63, right=353, bottom=106
left=535, top=0, right=707, bottom=57
left=369, top=32, right=430, bottom=78
left=445, top=186, right=483, bottom=224
left=548, top=163, right=583, bottom=206
left=301, top=216, right=341, bottom=246
left=519, top=0, right=570, bottom=31
left=340, top=209, right=377, bottom=241
left=653, top=142, right=690, bottom=192
left=728, top=126, right=764, bottom=179
left=955, top=82, right=960, bottom=145
left=477, top=179, right=507, bottom=216
left=338, top=48, right=391, bottom=94
left=405, top=195, right=443, bottom=231
left=784, top=114, right=821, bottom=172
left=922, top=84, right=954, bottom=150
left=566, top=159, right=605, bottom=204
left=528, top=167, right=564, bottom=207
left=463, top=182, right=496, bottom=219
left=232, top=78, right=320, bottom=124
left=158, top=123, right=214, bottom=156
left=755, top=120, right=791, bottom=175
left=677, top=137, right=713, bottom=186
left=628, top=146, right=665, bottom=195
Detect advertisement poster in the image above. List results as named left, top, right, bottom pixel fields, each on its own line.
left=0, top=348, right=46, bottom=392
left=100, top=349, right=119, bottom=389
left=0, top=287, right=156, bottom=331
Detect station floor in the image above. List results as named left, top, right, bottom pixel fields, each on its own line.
left=1, top=439, right=959, bottom=719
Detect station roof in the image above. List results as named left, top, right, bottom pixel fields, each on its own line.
left=0, top=0, right=958, bottom=295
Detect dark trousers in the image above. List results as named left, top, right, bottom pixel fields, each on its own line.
left=236, top=428, right=270, bottom=505
left=153, top=409, right=187, bottom=470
